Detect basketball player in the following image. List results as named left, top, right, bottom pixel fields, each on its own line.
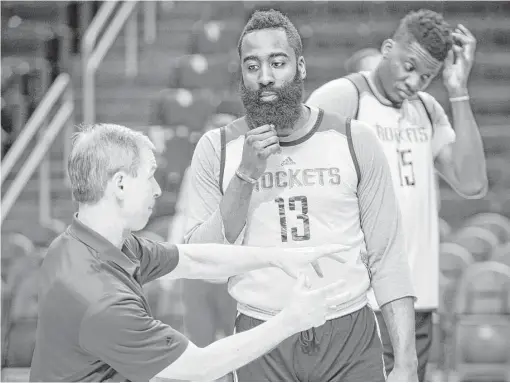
left=185, top=10, right=418, bottom=382
left=307, top=9, right=488, bottom=381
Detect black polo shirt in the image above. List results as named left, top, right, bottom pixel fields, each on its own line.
left=30, top=214, right=189, bottom=382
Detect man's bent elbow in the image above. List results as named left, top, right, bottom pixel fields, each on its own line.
left=458, top=179, right=489, bottom=200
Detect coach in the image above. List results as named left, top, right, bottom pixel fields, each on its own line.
left=29, top=123, right=349, bottom=382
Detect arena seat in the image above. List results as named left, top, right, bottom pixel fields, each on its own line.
left=455, top=262, right=510, bottom=316
left=439, top=192, right=497, bottom=227
left=450, top=262, right=510, bottom=381
left=451, top=226, right=500, bottom=263
left=500, top=194, right=510, bottom=219
left=492, top=243, right=510, bottom=267
left=168, top=54, right=240, bottom=91
left=465, top=212, right=510, bottom=245
left=486, top=156, right=510, bottom=191
left=452, top=321, right=510, bottom=382
left=440, top=243, right=474, bottom=282
left=149, top=88, right=220, bottom=131
left=189, top=20, right=242, bottom=55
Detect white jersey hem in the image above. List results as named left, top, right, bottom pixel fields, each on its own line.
left=237, top=295, right=369, bottom=322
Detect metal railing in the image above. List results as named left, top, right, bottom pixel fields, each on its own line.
left=82, top=0, right=157, bottom=125
left=1, top=73, right=74, bottom=228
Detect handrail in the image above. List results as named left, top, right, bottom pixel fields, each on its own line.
left=82, top=0, right=120, bottom=58
left=82, top=1, right=139, bottom=125
left=1, top=74, right=70, bottom=187
left=144, top=1, right=157, bottom=44
left=1, top=73, right=74, bottom=225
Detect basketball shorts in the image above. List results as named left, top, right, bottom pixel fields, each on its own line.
left=235, top=305, right=385, bottom=382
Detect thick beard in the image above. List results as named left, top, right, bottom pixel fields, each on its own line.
left=239, top=72, right=304, bottom=132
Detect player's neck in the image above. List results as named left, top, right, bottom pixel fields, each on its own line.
left=371, top=68, right=402, bottom=108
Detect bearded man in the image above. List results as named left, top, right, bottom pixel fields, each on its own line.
left=183, top=9, right=418, bottom=382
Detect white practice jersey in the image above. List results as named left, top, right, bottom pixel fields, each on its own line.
left=308, top=72, right=456, bottom=310
left=185, top=106, right=415, bottom=320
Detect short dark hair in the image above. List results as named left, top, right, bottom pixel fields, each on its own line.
left=237, top=9, right=303, bottom=59
left=393, top=9, right=453, bottom=62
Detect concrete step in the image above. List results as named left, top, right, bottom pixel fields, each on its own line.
left=3, top=177, right=72, bottom=202
left=5, top=197, right=76, bottom=219
left=2, top=157, right=67, bottom=185
left=110, top=18, right=196, bottom=53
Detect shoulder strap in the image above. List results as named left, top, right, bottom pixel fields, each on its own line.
left=219, top=126, right=226, bottom=195
left=343, top=72, right=371, bottom=120
left=416, top=93, right=435, bottom=136
left=345, top=117, right=361, bottom=187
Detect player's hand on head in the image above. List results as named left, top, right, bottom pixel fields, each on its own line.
left=282, top=274, right=351, bottom=332
left=272, top=244, right=349, bottom=279
left=239, top=124, right=281, bottom=179
left=443, top=24, right=476, bottom=92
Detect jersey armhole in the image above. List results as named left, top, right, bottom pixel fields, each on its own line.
left=346, top=118, right=361, bottom=187
left=417, top=93, right=435, bottom=136
left=344, top=72, right=372, bottom=120
left=219, top=126, right=226, bottom=195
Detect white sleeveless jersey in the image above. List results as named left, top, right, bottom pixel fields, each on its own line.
left=307, top=73, right=456, bottom=310
left=182, top=106, right=414, bottom=321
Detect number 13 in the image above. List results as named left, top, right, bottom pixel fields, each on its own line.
left=275, top=196, right=310, bottom=242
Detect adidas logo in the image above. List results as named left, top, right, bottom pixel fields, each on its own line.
left=281, top=156, right=296, bottom=166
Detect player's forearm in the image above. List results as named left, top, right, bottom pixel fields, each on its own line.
left=448, top=94, right=488, bottom=196
left=172, top=243, right=274, bottom=280
left=158, top=313, right=293, bottom=381
left=380, top=297, right=418, bottom=369
left=185, top=209, right=236, bottom=244
left=220, top=173, right=254, bottom=243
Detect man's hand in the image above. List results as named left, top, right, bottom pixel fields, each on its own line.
left=239, top=124, right=281, bottom=180
left=442, top=24, right=476, bottom=96
left=281, top=274, right=351, bottom=332
left=271, top=244, right=349, bottom=279
left=387, top=364, right=418, bottom=382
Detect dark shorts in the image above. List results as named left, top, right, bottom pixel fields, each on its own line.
left=235, top=305, right=385, bottom=382
left=375, top=310, right=433, bottom=382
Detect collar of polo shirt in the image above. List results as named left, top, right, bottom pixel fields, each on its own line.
left=70, top=213, right=140, bottom=277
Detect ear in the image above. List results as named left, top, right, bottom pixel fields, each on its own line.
left=381, top=39, right=394, bottom=58
left=110, top=171, right=126, bottom=199
left=297, top=56, right=306, bottom=80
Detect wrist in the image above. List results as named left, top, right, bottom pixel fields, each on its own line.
left=394, top=354, right=418, bottom=370
left=447, top=87, right=469, bottom=98
left=236, top=167, right=259, bottom=183
left=274, top=310, right=299, bottom=336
